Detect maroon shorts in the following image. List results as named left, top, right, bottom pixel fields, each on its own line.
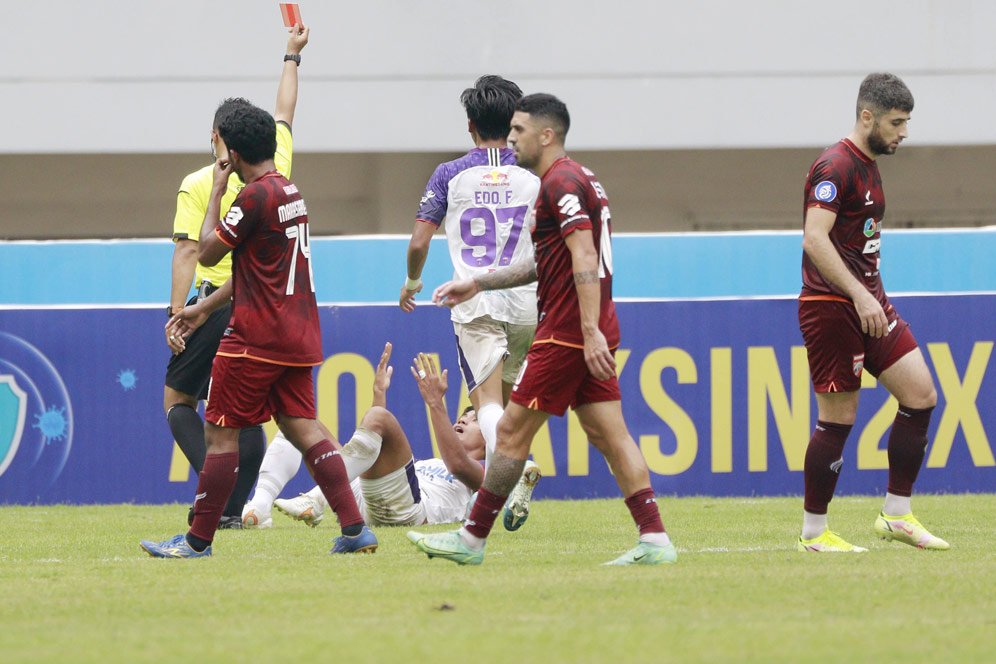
left=798, top=298, right=919, bottom=393
left=509, top=342, right=622, bottom=416
left=204, top=354, right=317, bottom=428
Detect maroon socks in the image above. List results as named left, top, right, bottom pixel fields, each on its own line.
left=803, top=421, right=852, bottom=514
left=188, top=451, right=240, bottom=544
left=886, top=405, right=934, bottom=497
left=305, top=439, right=364, bottom=531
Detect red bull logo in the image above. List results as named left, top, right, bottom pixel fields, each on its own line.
left=480, top=169, right=510, bottom=186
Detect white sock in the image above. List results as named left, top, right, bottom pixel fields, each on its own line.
left=246, top=432, right=302, bottom=513
left=802, top=511, right=828, bottom=540
left=883, top=493, right=911, bottom=517
left=339, top=427, right=383, bottom=480
left=639, top=531, right=672, bottom=547
left=477, top=402, right=503, bottom=468
left=458, top=526, right=486, bottom=551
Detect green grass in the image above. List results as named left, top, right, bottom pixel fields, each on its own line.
left=1, top=495, right=993, bottom=663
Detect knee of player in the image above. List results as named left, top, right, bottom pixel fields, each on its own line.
left=164, top=392, right=197, bottom=415
left=361, top=405, right=395, bottom=433
left=913, top=384, right=938, bottom=410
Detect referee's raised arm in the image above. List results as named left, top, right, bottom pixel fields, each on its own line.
left=273, top=23, right=309, bottom=128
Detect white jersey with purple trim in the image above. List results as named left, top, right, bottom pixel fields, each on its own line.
left=414, top=457, right=475, bottom=525
left=417, top=147, right=540, bottom=325
left=349, top=457, right=474, bottom=526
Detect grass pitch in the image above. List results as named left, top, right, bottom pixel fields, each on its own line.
left=1, top=494, right=993, bottom=663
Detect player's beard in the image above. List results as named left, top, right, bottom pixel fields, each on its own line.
left=513, top=146, right=536, bottom=169
left=867, top=121, right=897, bottom=155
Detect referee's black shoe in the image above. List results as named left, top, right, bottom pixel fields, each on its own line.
left=186, top=507, right=243, bottom=529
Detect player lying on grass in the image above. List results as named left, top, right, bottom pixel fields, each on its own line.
left=244, top=343, right=541, bottom=529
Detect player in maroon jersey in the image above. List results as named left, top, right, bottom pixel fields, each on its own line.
left=797, top=73, right=948, bottom=552
left=409, top=94, right=677, bottom=566
left=141, top=103, right=377, bottom=558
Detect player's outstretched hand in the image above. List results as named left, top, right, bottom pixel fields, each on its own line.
left=411, top=353, right=447, bottom=404
left=854, top=291, right=889, bottom=338
left=583, top=329, right=616, bottom=381
left=433, top=278, right=479, bottom=308
left=287, top=23, right=309, bottom=54
left=399, top=282, right=422, bottom=312
left=374, top=342, right=394, bottom=396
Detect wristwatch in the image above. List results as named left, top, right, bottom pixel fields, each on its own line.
left=166, top=305, right=175, bottom=319
left=284, top=54, right=301, bottom=66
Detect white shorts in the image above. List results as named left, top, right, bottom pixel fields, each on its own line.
left=351, top=459, right=427, bottom=527
left=453, top=315, right=535, bottom=392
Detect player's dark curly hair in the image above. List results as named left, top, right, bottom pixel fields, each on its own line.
left=461, top=75, right=523, bottom=141
left=217, top=104, right=277, bottom=165
left=516, top=93, right=570, bottom=141
left=213, top=97, right=254, bottom=130
left=856, top=73, right=914, bottom=118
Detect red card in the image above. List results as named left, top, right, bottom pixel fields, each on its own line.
left=279, top=3, right=302, bottom=28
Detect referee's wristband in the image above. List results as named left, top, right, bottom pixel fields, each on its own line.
left=404, top=277, right=422, bottom=291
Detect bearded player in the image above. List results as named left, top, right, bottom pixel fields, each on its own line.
left=797, top=73, right=948, bottom=553
left=409, top=94, right=677, bottom=566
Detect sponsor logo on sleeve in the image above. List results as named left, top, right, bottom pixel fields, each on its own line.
left=814, top=181, right=838, bottom=202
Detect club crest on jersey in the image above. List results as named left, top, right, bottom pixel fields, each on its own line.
left=852, top=353, right=865, bottom=377
left=814, top=181, right=837, bottom=202
left=863, top=218, right=879, bottom=237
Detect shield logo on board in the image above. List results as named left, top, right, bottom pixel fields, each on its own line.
left=0, top=375, right=27, bottom=477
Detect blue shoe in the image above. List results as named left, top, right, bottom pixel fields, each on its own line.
left=409, top=529, right=485, bottom=565
left=331, top=525, right=378, bottom=554
left=140, top=533, right=212, bottom=559
left=603, top=541, right=677, bottom=566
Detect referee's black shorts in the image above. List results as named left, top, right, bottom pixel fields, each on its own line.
left=164, top=296, right=232, bottom=400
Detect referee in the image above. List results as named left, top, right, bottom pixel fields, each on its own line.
left=164, top=23, right=309, bottom=528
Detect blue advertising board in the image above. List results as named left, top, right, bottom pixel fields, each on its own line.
left=1, top=295, right=993, bottom=504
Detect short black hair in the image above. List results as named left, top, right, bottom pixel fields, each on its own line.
left=213, top=97, right=253, bottom=130
left=461, top=75, right=523, bottom=141
left=217, top=104, right=276, bottom=165
left=460, top=405, right=475, bottom=417
left=515, top=93, right=570, bottom=141
left=856, top=73, right=914, bottom=118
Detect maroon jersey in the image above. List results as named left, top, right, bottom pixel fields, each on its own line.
left=801, top=138, right=887, bottom=304
left=531, top=157, right=620, bottom=348
left=214, top=171, right=322, bottom=366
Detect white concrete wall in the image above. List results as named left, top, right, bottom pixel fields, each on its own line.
left=2, top=0, right=995, bottom=153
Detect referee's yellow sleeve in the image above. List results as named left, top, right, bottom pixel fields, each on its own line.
left=172, top=168, right=211, bottom=241
left=275, top=121, right=293, bottom=179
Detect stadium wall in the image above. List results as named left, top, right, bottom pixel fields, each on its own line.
left=4, top=1, right=996, bottom=153
left=0, top=232, right=993, bottom=504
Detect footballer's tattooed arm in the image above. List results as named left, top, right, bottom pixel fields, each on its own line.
left=432, top=260, right=537, bottom=307
left=573, top=269, right=599, bottom=285
left=475, top=260, right=538, bottom=291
